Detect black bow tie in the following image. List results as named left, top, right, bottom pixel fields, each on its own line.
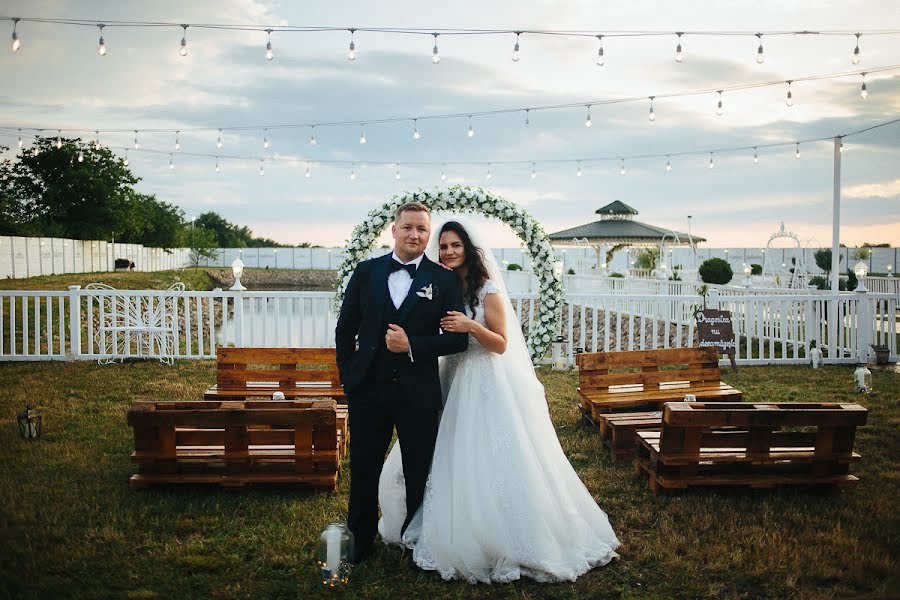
left=389, top=259, right=417, bottom=278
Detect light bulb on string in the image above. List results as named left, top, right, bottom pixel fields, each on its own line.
left=395, top=164, right=401, bottom=180
left=350, top=165, right=357, bottom=180
left=259, top=159, right=264, bottom=176
left=305, top=164, right=312, bottom=179
left=440, top=165, right=447, bottom=181
left=11, top=18, right=21, bottom=53
left=133, top=131, right=140, bottom=150
left=432, top=33, right=440, bottom=64
left=512, top=31, right=521, bottom=62
left=852, top=33, right=861, bottom=64
left=595, top=34, right=604, bottom=66
left=753, top=147, right=759, bottom=164
left=216, top=129, right=223, bottom=149
left=123, top=149, right=129, bottom=166
left=359, top=124, right=367, bottom=144
left=785, top=80, right=794, bottom=107
left=674, top=32, right=683, bottom=63
left=467, top=116, right=475, bottom=139
left=308, top=126, right=317, bottom=146
left=708, top=152, right=715, bottom=169
left=94, top=131, right=102, bottom=150
left=169, top=154, right=175, bottom=170
left=716, top=91, right=723, bottom=116
left=860, top=73, right=868, bottom=99
left=524, top=109, right=530, bottom=125
left=263, top=129, right=269, bottom=149
left=486, top=164, right=493, bottom=180
left=179, top=24, right=189, bottom=57
left=215, top=156, right=220, bottom=173
left=755, top=33, right=764, bottom=64
left=576, top=161, right=583, bottom=177
left=666, top=156, right=672, bottom=172
left=530, top=163, right=537, bottom=180
left=174, top=130, right=180, bottom=151
left=839, top=139, right=844, bottom=153
left=17, top=129, right=22, bottom=148
left=795, top=142, right=800, bottom=159
left=348, top=29, right=356, bottom=60
left=412, top=119, right=421, bottom=140
left=265, top=29, right=273, bottom=61
left=97, top=24, right=107, bottom=56
left=32, top=145, right=39, bottom=157
left=619, top=159, right=626, bottom=175
left=77, top=149, right=84, bottom=162
left=56, top=131, right=62, bottom=149
left=584, top=105, right=592, bottom=128
left=648, top=97, right=656, bottom=122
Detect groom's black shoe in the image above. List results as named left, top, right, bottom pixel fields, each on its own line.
left=350, top=544, right=374, bottom=565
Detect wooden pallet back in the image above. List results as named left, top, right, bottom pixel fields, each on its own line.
left=577, top=347, right=721, bottom=391
left=215, top=347, right=340, bottom=390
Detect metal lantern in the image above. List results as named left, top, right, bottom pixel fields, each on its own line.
left=552, top=335, right=566, bottom=371
left=809, top=341, right=823, bottom=369
left=17, top=405, right=42, bottom=440
left=317, top=523, right=353, bottom=586
left=853, top=364, right=872, bottom=394
left=230, top=258, right=246, bottom=291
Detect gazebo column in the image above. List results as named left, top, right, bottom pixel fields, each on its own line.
left=598, top=244, right=608, bottom=275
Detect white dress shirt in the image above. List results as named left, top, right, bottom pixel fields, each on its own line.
left=388, top=251, right=424, bottom=309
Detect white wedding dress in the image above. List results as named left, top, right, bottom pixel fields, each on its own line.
left=377, top=262, right=620, bottom=583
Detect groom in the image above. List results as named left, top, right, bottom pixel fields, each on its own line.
left=335, top=201, right=468, bottom=563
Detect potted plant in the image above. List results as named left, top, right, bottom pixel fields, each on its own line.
left=870, top=344, right=891, bottom=365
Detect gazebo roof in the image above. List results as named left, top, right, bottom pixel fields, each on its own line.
left=596, top=200, right=638, bottom=216
left=548, top=219, right=705, bottom=244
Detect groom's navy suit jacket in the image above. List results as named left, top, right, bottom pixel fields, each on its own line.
left=335, top=253, right=468, bottom=409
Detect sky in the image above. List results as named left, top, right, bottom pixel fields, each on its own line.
left=1, top=0, right=899, bottom=249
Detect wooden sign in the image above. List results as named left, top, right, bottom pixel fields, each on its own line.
left=695, top=309, right=736, bottom=356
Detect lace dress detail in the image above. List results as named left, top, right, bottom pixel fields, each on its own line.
left=378, top=279, right=619, bottom=583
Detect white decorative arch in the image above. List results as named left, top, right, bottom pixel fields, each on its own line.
left=334, top=186, right=564, bottom=361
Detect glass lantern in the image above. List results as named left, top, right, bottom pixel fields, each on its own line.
left=853, top=260, right=869, bottom=292
left=552, top=335, right=566, bottom=371
left=853, top=364, right=872, bottom=394
left=318, top=523, right=353, bottom=586
left=809, top=341, right=823, bottom=369
left=230, top=258, right=246, bottom=291
left=17, top=405, right=42, bottom=440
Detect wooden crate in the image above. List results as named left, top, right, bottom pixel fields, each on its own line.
left=128, top=399, right=344, bottom=489
left=634, top=402, right=868, bottom=494
left=595, top=411, right=662, bottom=462
left=576, top=348, right=742, bottom=423
left=204, top=347, right=346, bottom=403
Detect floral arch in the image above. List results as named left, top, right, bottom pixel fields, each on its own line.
left=334, top=186, right=563, bottom=361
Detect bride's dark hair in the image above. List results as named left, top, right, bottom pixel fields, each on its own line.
left=439, top=221, right=490, bottom=310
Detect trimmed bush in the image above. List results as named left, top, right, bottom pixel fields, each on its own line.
left=506, top=263, right=522, bottom=271
left=699, top=258, right=733, bottom=284
left=609, top=272, right=625, bottom=278
left=750, top=263, right=762, bottom=275
left=808, top=275, right=827, bottom=290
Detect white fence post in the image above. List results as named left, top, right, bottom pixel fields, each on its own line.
left=234, top=291, right=245, bottom=347
left=855, top=288, right=872, bottom=363
left=67, top=285, right=81, bottom=359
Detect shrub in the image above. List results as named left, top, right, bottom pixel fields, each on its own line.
left=808, top=275, right=827, bottom=290
left=609, top=272, right=625, bottom=278
left=699, top=258, right=733, bottom=284
left=506, top=263, right=522, bottom=271
left=567, top=268, right=575, bottom=275
left=114, top=258, right=130, bottom=269
left=750, top=263, right=762, bottom=275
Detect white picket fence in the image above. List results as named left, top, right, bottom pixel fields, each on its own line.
left=0, top=286, right=896, bottom=366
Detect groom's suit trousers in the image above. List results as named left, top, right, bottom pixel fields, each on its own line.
left=347, top=378, right=440, bottom=554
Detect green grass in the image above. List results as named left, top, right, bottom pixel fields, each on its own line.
left=1, top=362, right=897, bottom=599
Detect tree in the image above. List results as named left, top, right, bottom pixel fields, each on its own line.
left=699, top=258, right=733, bottom=284
left=750, top=263, right=763, bottom=275
left=814, top=248, right=843, bottom=275
left=185, top=227, right=219, bottom=267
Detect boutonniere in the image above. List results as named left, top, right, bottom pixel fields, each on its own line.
left=416, top=283, right=434, bottom=300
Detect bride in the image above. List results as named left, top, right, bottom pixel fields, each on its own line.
left=378, top=218, right=620, bottom=583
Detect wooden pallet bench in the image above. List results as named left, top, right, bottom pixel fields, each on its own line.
left=634, top=402, right=868, bottom=494
left=596, top=411, right=663, bottom=462
left=204, top=347, right=348, bottom=454
left=128, top=399, right=344, bottom=489
left=576, top=347, right=742, bottom=423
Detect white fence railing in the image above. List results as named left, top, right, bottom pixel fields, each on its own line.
left=1, top=287, right=896, bottom=366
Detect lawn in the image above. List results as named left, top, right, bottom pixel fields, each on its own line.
left=1, top=361, right=897, bottom=599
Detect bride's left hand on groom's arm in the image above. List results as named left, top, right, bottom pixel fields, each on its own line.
left=441, top=311, right=474, bottom=334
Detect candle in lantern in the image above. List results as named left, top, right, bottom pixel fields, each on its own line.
left=325, top=525, right=342, bottom=577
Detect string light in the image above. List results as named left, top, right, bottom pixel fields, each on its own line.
left=524, top=108, right=530, bottom=125
left=860, top=72, right=868, bottom=99
left=666, top=155, right=672, bottom=171
left=467, top=116, right=475, bottom=139
left=347, top=29, right=356, bottom=60
left=305, top=164, right=311, bottom=178
left=359, top=124, right=366, bottom=144
left=215, top=156, right=220, bottom=173
left=486, top=164, right=493, bottom=180
left=216, top=129, right=223, bottom=149
left=123, top=149, right=128, bottom=166
left=259, top=159, right=264, bottom=176
left=530, top=162, right=537, bottom=179
left=755, top=33, right=764, bottom=64
left=785, top=80, right=794, bottom=106
left=77, top=149, right=83, bottom=162
left=11, top=18, right=21, bottom=52
left=595, top=34, right=604, bottom=66
left=648, top=96, right=656, bottom=121
left=395, top=163, right=401, bottom=180
left=584, top=105, right=592, bottom=128
left=412, top=119, right=420, bottom=140
left=133, top=130, right=140, bottom=149
left=619, top=158, right=626, bottom=175
left=178, top=24, right=188, bottom=57
left=97, top=24, right=106, bottom=56
left=753, top=146, right=759, bottom=163
left=674, top=32, right=683, bottom=63
left=708, top=152, right=715, bottom=169
left=512, top=31, right=521, bottom=62
left=795, top=142, right=800, bottom=159
left=56, top=131, right=62, bottom=149
left=309, top=126, right=317, bottom=146
left=716, top=90, right=723, bottom=116
left=17, top=129, right=22, bottom=148
left=265, top=28, right=273, bottom=61
left=174, top=130, right=180, bottom=151
left=263, top=129, right=269, bottom=149
left=350, top=164, right=356, bottom=180
left=440, top=164, right=447, bottom=180
left=431, top=33, right=440, bottom=64
left=94, top=131, right=101, bottom=149
left=32, top=145, right=39, bottom=156
left=852, top=33, right=861, bottom=64
left=576, top=161, right=582, bottom=177
left=169, top=153, right=174, bottom=170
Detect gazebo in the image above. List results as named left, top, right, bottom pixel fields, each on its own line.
left=548, top=201, right=705, bottom=277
